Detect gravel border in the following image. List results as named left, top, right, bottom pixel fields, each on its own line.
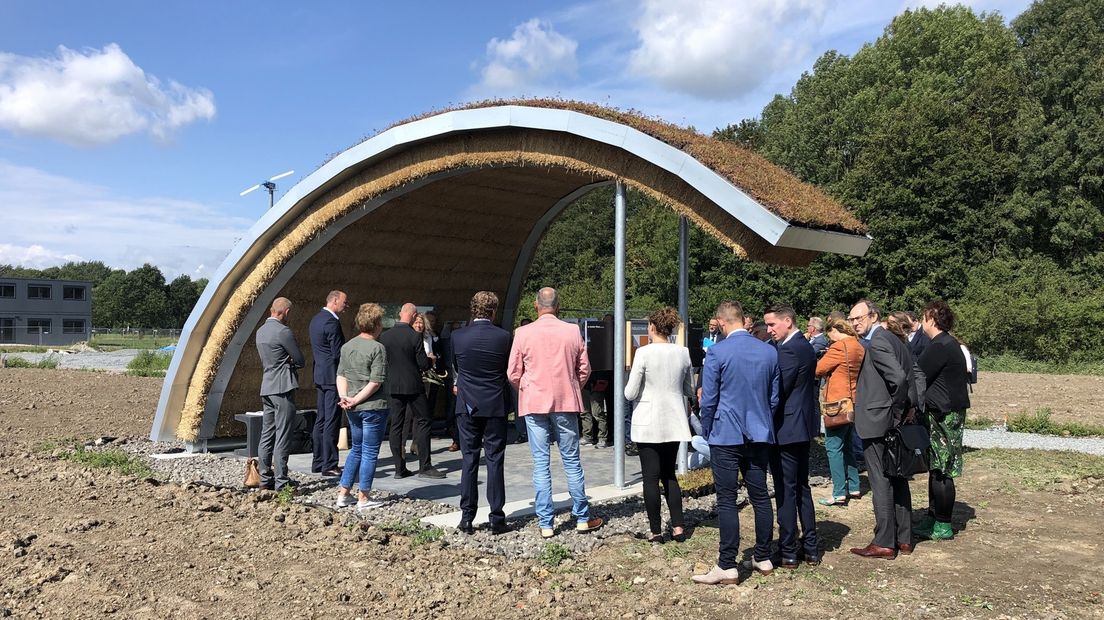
left=964, top=427, right=1104, bottom=455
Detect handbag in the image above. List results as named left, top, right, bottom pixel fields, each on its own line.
left=243, top=457, right=261, bottom=488
left=882, top=417, right=931, bottom=477
left=820, top=341, right=855, bottom=429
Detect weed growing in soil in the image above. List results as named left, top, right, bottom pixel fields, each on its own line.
left=1008, top=408, right=1104, bottom=437
left=677, top=467, right=714, bottom=496
left=379, top=518, right=442, bottom=546
left=413, top=526, right=444, bottom=546
left=63, top=447, right=153, bottom=478
left=974, top=448, right=1104, bottom=489
left=3, top=356, right=59, bottom=369
left=965, top=416, right=998, bottom=430
left=274, top=486, right=296, bottom=505
left=126, top=351, right=172, bottom=377
left=539, top=543, right=572, bottom=567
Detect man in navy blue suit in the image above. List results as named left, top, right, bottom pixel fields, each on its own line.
left=764, top=303, right=821, bottom=568
left=450, top=291, right=513, bottom=535
left=308, top=290, right=347, bottom=476
left=693, top=300, right=780, bottom=585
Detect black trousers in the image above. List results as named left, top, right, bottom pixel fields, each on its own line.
left=637, top=442, right=684, bottom=535
left=457, top=412, right=507, bottom=526
left=312, top=384, right=341, bottom=472
left=863, top=437, right=913, bottom=548
left=389, top=392, right=431, bottom=472
left=770, top=441, right=819, bottom=561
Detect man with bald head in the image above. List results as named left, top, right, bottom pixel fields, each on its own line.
left=380, top=303, right=444, bottom=478
left=508, top=287, right=603, bottom=538
left=255, top=297, right=305, bottom=491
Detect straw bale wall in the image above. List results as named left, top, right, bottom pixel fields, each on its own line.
left=178, top=128, right=819, bottom=440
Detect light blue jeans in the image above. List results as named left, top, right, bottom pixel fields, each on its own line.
left=689, top=435, right=711, bottom=469
left=525, top=413, right=590, bottom=529
left=339, top=409, right=389, bottom=493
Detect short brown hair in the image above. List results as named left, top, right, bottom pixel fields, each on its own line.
left=765, top=303, right=796, bottom=322
left=354, top=303, right=384, bottom=334
left=470, top=291, right=498, bottom=321
left=922, top=300, right=956, bottom=332
left=648, top=307, right=681, bottom=338
left=714, top=300, right=744, bottom=325
left=826, top=317, right=857, bottom=337
left=885, top=311, right=910, bottom=342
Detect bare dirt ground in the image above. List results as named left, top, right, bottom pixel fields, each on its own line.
left=1, top=368, right=1102, bottom=619
left=969, top=372, right=1104, bottom=426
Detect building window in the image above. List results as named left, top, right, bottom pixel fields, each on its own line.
left=63, top=286, right=86, bottom=301
left=0, top=318, right=12, bottom=342
left=63, top=319, right=86, bottom=334
left=28, top=285, right=52, bottom=300
left=27, top=318, right=51, bottom=335
left=0, top=284, right=14, bottom=299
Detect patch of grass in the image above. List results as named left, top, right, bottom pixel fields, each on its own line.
left=62, top=446, right=153, bottom=478
left=677, top=467, right=714, bottom=496
left=663, top=543, right=689, bottom=560
left=1008, top=408, right=1104, bottom=437
left=413, top=526, right=444, bottom=546
left=126, top=350, right=172, bottom=377
left=979, top=354, right=1104, bottom=376
left=539, top=542, right=573, bottom=567
left=965, top=416, right=998, bottom=430
left=274, top=486, right=296, bottom=505
left=3, top=355, right=59, bottom=369
left=89, top=333, right=178, bottom=351
left=972, top=448, right=1104, bottom=489
left=0, top=345, right=50, bottom=353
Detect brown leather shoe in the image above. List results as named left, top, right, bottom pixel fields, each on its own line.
left=850, top=544, right=897, bottom=559
left=447, top=442, right=460, bottom=452
left=897, top=543, right=914, bottom=555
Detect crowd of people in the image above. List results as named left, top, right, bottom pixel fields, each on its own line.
left=251, top=288, right=973, bottom=583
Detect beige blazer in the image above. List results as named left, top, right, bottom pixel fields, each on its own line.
left=625, top=342, right=694, bottom=443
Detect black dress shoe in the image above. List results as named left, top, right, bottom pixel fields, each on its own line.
left=418, top=467, right=446, bottom=479
left=513, top=436, right=528, bottom=444
left=490, top=522, right=510, bottom=535
left=321, top=468, right=342, bottom=477
left=458, top=520, right=474, bottom=535
left=780, top=558, right=800, bottom=569
left=394, top=469, right=414, bottom=479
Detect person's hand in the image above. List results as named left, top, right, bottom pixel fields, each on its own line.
left=696, top=387, right=702, bottom=403
left=452, top=386, right=458, bottom=396
left=339, top=397, right=353, bottom=410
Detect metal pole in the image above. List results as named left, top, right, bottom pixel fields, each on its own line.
left=677, top=215, right=690, bottom=475
left=613, top=180, right=627, bottom=489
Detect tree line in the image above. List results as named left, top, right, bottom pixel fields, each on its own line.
left=522, top=0, right=1103, bottom=363
left=0, top=261, right=207, bottom=329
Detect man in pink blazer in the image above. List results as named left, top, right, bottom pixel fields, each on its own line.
left=508, top=287, right=604, bottom=538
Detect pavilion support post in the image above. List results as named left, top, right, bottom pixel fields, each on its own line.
left=677, top=215, right=690, bottom=475
left=613, top=180, right=627, bottom=489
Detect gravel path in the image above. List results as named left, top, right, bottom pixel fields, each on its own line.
left=964, top=427, right=1104, bottom=456
left=5, top=349, right=144, bottom=372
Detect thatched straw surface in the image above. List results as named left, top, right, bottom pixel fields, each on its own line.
left=178, top=128, right=824, bottom=440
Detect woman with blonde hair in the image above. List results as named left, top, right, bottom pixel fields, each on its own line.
left=815, top=317, right=865, bottom=505
left=625, top=307, right=695, bottom=542
left=335, top=303, right=390, bottom=510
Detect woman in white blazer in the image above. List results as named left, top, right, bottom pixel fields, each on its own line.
left=625, top=307, right=694, bottom=542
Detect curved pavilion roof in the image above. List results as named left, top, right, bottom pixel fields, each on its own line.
left=151, top=102, right=871, bottom=443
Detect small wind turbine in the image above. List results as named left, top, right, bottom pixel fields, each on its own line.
left=240, top=170, right=294, bottom=209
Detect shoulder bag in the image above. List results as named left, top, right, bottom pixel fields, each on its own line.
left=882, top=409, right=931, bottom=477
left=821, top=341, right=855, bottom=429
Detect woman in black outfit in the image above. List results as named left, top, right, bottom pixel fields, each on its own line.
left=914, top=300, right=971, bottom=541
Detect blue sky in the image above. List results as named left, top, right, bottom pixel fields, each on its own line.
left=1, top=0, right=1032, bottom=279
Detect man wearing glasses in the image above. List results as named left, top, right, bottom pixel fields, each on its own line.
left=848, top=299, right=916, bottom=559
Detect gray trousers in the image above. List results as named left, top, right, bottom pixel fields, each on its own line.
left=863, top=437, right=912, bottom=548
left=580, top=389, right=607, bottom=442
left=259, top=391, right=296, bottom=489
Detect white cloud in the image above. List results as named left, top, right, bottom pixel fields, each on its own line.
left=477, top=19, right=579, bottom=91
left=0, top=161, right=250, bottom=278
left=0, top=43, right=215, bottom=146
left=628, top=0, right=832, bottom=100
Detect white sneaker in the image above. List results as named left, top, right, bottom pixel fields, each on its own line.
left=741, top=557, right=774, bottom=575
left=540, top=528, right=555, bottom=539
left=691, top=565, right=740, bottom=585
left=335, top=494, right=356, bottom=508
left=356, top=499, right=385, bottom=510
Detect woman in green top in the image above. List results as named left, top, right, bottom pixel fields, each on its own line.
left=335, top=303, right=390, bottom=510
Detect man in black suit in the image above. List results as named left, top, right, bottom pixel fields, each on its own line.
left=450, top=291, right=512, bottom=534
left=763, top=304, right=820, bottom=568
left=906, top=311, right=930, bottom=359
left=380, top=303, right=444, bottom=479
left=849, top=299, right=919, bottom=559
left=308, top=290, right=347, bottom=476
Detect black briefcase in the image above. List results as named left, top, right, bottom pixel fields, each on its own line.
left=883, top=423, right=930, bottom=477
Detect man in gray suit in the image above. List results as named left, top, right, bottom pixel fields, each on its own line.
left=256, top=297, right=305, bottom=491
left=848, top=299, right=918, bottom=559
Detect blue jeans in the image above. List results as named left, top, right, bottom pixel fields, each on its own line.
left=525, top=413, right=590, bottom=529
left=712, top=443, right=773, bottom=568
left=339, top=409, right=389, bottom=493
left=690, top=435, right=711, bottom=467
left=825, top=423, right=860, bottom=498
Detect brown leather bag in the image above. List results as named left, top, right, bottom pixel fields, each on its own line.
left=243, top=457, right=261, bottom=488
left=821, top=341, right=855, bottom=429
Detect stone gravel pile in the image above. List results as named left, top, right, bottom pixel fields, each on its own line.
left=8, top=349, right=143, bottom=372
